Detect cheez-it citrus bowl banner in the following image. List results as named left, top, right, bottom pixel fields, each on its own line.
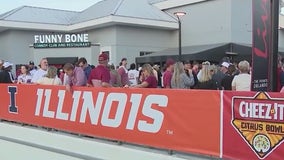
left=223, top=91, right=284, bottom=160
left=0, top=84, right=221, bottom=157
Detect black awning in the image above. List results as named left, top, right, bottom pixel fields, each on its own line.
left=135, top=43, right=261, bottom=65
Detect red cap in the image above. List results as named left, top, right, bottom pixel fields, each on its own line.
left=98, top=53, right=109, bottom=61
left=166, top=58, right=175, bottom=67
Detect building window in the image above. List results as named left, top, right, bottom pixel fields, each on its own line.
left=140, top=51, right=153, bottom=56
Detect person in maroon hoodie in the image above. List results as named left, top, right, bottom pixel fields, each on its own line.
left=162, top=58, right=175, bottom=88
left=87, top=53, right=111, bottom=87
left=117, top=58, right=129, bottom=86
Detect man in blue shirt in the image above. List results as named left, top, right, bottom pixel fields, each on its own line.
left=77, top=57, right=92, bottom=80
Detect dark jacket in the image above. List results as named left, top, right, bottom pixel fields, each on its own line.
left=194, top=79, right=218, bottom=90
left=221, top=74, right=235, bottom=90
left=0, top=70, right=13, bottom=83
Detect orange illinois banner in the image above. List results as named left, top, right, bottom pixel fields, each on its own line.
left=0, top=84, right=221, bottom=157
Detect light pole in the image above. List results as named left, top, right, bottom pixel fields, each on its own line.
left=174, top=12, right=186, bottom=62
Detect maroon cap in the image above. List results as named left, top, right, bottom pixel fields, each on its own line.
left=166, top=58, right=175, bottom=67
left=98, top=53, right=109, bottom=61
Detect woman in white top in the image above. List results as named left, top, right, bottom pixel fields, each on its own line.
left=17, top=65, right=32, bottom=84
left=128, top=63, right=139, bottom=86
left=37, top=66, right=62, bottom=85
left=231, top=60, right=251, bottom=91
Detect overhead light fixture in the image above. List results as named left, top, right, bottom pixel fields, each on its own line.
left=174, top=12, right=186, bottom=17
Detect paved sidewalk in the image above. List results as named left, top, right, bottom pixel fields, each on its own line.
left=0, top=122, right=219, bottom=160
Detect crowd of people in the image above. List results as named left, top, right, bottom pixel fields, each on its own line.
left=3, top=52, right=283, bottom=92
